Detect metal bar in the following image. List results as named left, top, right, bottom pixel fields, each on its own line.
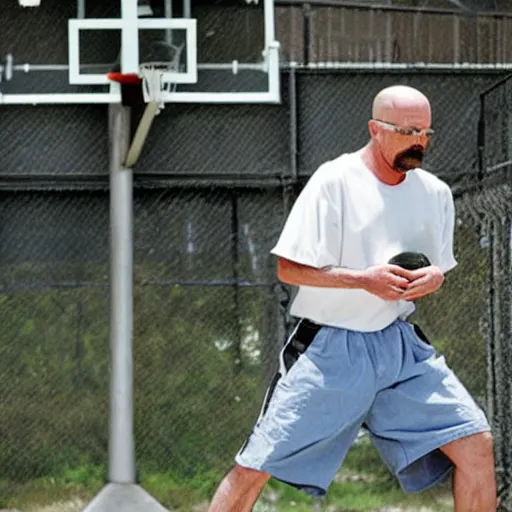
left=453, top=14, right=460, bottom=64
left=0, top=93, right=120, bottom=104
left=267, top=44, right=281, bottom=102
left=77, top=0, right=85, bottom=18
left=183, top=0, right=191, bottom=18
left=385, top=10, right=393, bottom=62
left=185, top=18, right=197, bottom=82
left=164, top=0, right=173, bottom=46
left=198, top=63, right=264, bottom=71
left=480, top=73, right=512, bottom=97
left=501, top=216, right=512, bottom=508
left=265, top=0, right=276, bottom=46
left=292, top=62, right=512, bottom=70
left=288, top=67, right=299, bottom=181
left=477, top=93, right=486, bottom=184
left=0, top=173, right=294, bottom=191
left=303, top=3, right=312, bottom=65
left=6, top=60, right=512, bottom=77
left=274, top=0, right=512, bottom=19
left=108, top=103, right=135, bottom=484
left=485, top=160, right=512, bottom=173
left=161, top=91, right=281, bottom=103
left=4, top=62, right=264, bottom=74
left=121, top=0, right=139, bottom=75
left=109, top=0, right=138, bottom=484
left=11, top=64, right=98, bottom=72
left=230, top=192, right=243, bottom=375
left=68, top=19, right=82, bottom=83
left=164, top=0, right=172, bottom=18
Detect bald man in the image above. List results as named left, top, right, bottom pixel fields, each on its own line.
left=208, top=86, right=496, bottom=512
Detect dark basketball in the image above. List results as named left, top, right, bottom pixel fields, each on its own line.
left=388, top=251, right=431, bottom=271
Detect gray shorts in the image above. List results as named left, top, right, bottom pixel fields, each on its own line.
left=236, top=319, right=490, bottom=496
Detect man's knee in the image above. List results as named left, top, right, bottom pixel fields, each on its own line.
left=233, top=464, right=271, bottom=481
left=441, top=431, right=495, bottom=470
left=231, top=464, right=270, bottom=487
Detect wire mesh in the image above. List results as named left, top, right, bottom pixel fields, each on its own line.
left=1, top=1, right=512, bottom=510
left=0, top=192, right=109, bottom=507
left=134, top=103, right=290, bottom=178
left=480, top=74, right=512, bottom=180
left=296, top=70, right=507, bottom=183
left=132, top=188, right=286, bottom=493
left=477, top=72, right=512, bottom=508
left=0, top=185, right=504, bottom=511
left=0, top=106, right=109, bottom=177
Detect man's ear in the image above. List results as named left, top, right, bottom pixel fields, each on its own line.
left=368, top=119, right=379, bottom=138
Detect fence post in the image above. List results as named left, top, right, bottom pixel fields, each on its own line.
left=302, top=3, right=312, bottom=65
left=288, top=66, right=299, bottom=181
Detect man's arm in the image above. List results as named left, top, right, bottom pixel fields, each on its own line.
left=277, top=257, right=414, bottom=301
left=277, top=257, right=365, bottom=289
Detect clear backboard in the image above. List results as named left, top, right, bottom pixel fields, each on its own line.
left=0, top=0, right=280, bottom=105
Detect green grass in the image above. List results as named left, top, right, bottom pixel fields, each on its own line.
left=0, top=463, right=103, bottom=510
left=0, top=441, right=453, bottom=511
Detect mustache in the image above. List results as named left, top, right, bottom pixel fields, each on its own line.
left=394, top=145, right=425, bottom=171
left=399, top=145, right=425, bottom=161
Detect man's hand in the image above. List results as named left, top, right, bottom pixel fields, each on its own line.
left=400, top=266, right=445, bottom=301
left=361, top=264, right=415, bottom=301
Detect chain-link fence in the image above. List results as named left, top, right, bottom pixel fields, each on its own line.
left=0, top=185, right=498, bottom=511
left=475, top=73, right=512, bottom=510
left=0, top=73, right=507, bottom=512
left=0, top=187, right=289, bottom=510
left=1, top=1, right=512, bottom=510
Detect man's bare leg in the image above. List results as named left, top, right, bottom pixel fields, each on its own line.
left=208, top=464, right=271, bottom=512
left=440, top=432, right=497, bottom=512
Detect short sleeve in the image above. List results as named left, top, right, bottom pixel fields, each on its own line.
left=270, top=165, right=342, bottom=268
left=438, top=186, right=458, bottom=273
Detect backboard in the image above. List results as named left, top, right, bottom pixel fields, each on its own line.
left=0, top=0, right=280, bottom=105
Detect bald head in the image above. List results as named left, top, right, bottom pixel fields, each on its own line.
left=372, top=86, right=431, bottom=128
left=367, top=86, right=433, bottom=176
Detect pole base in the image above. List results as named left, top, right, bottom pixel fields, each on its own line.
left=82, top=483, right=170, bottom=512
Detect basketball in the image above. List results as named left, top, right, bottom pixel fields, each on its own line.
left=388, top=251, right=431, bottom=271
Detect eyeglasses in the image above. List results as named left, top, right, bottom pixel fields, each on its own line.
left=373, top=119, right=434, bottom=137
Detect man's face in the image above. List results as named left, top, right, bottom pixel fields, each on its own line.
left=371, top=112, right=433, bottom=173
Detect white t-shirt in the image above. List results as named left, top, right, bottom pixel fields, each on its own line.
left=271, top=152, right=457, bottom=332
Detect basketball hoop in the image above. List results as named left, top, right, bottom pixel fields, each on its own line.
left=106, top=42, right=185, bottom=168
left=107, top=42, right=184, bottom=114
left=139, top=62, right=176, bottom=114
left=139, top=42, right=184, bottom=114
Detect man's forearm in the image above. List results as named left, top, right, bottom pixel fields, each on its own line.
left=277, top=257, right=366, bottom=289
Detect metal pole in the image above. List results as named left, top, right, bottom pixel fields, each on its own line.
left=77, top=0, right=86, bottom=19
left=107, top=0, right=139, bottom=484
left=121, top=0, right=139, bottom=75
left=108, top=104, right=136, bottom=484
left=288, top=67, right=298, bottom=181
left=83, top=108, right=167, bottom=512
left=477, top=92, right=486, bottom=185
left=183, top=0, right=192, bottom=18
left=264, top=0, right=276, bottom=47
left=165, top=0, right=173, bottom=46
left=303, top=3, right=312, bottom=65
left=230, top=192, right=243, bottom=375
